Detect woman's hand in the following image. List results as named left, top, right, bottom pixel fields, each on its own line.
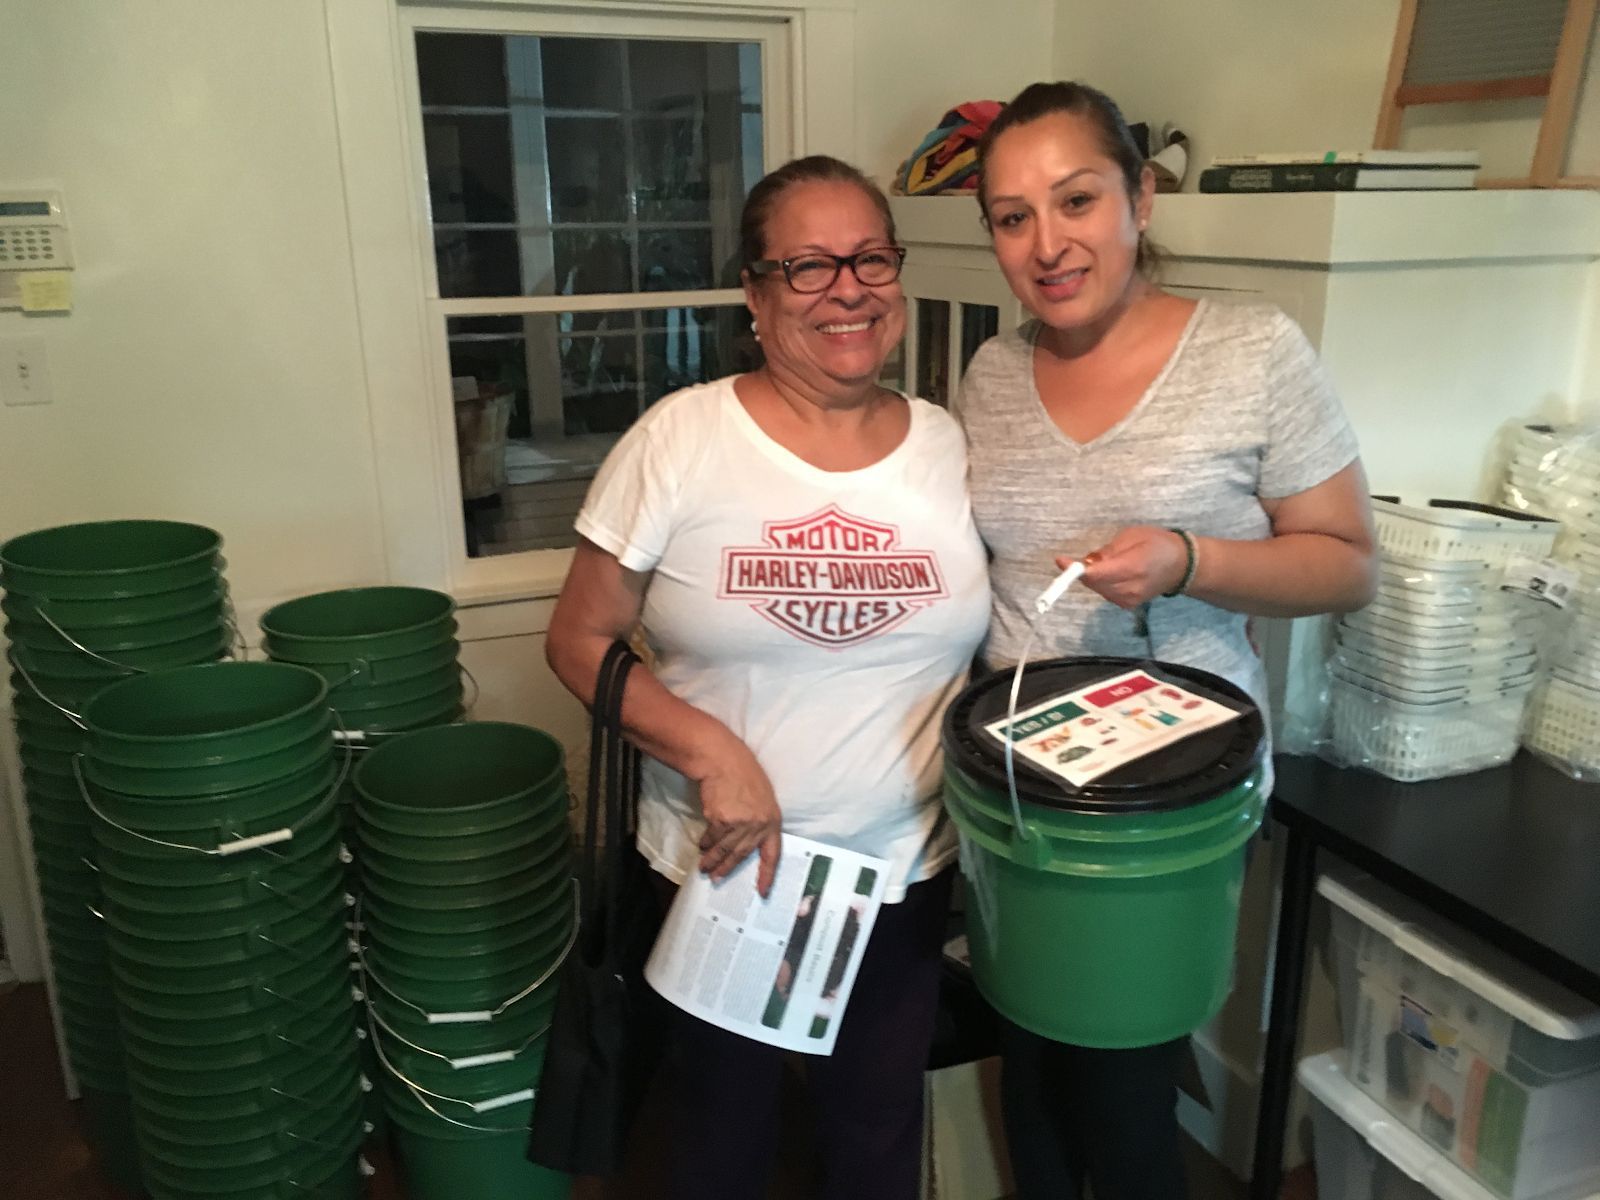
left=1060, top=525, right=1188, bottom=609
left=696, top=733, right=783, bottom=897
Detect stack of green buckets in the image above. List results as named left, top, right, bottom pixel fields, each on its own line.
left=81, top=661, right=365, bottom=1200
left=0, top=519, right=234, bottom=1193
left=354, top=721, right=575, bottom=1200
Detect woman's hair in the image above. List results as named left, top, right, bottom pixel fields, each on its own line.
left=738, top=155, right=897, bottom=271
left=975, top=81, right=1156, bottom=274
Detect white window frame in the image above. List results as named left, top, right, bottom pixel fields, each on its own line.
left=326, top=0, right=856, bottom=604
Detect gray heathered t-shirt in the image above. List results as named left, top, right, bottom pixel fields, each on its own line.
left=956, top=298, right=1361, bottom=725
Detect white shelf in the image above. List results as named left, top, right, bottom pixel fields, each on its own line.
left=890, top=191, right=1600, bottom=268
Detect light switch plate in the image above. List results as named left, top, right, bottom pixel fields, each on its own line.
left=1, top=336, right=52, bottom=406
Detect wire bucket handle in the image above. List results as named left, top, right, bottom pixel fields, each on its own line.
left=73, top=745, right=349, bottom=858
left=19, top=601, right=156, bottom=676
left=367, top=994, right=551, bottom=1070
left=364, top=1007, right=537, bottom=1131
left=351, top=882, right=577, bottom=1024
left=8, top=651, right=90, bottom=730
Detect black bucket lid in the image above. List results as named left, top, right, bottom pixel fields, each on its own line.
left=942, top=656, right=1266, bottom=815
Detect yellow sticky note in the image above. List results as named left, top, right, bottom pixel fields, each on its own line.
left=19, top=271, right=72, bottom=313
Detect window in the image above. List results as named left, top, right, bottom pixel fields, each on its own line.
left=408, top=22, right=780, bottom=558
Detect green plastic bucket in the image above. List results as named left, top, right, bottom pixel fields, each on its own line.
left=136, top=1109, right=362, bottom=1195
left=941, top=656, right=1266, bottom=1049
left=366, top=911, right=572, bottom=985
left=292, top=637, right=461, bottom=688
left=344, top=682, right=464, bottom=733
left=79, top=1086, right=146, bottom=1196
left=361, top=871, right=572, bottom=937
left=122, top=1010, right=352, bottom=1097
left=260, top=586, right=455, bottom=661
left=359, top=826, right=569, bottom=889
left=358, top=791, right=568, bottom=862
left=364, top=886, right=574, bottom=962
left=9, top=625, right=231, bottom=677
left=89, top=756, right=338, bottom=836
left=353, top=721, right=565, bottom=821
left=326, top=662, right=461, bottom=713
left=135, top=1076, right=362, bottom=1158
left=380, top=1026, right=548, bottom=1096
left=84, top=661, right=330, bottom=766
left=134, top=1051, right=352, bottom=1124
left=117, top=968, right=353, bottom=1048
left=5, top=577, right=226, bottom=629
left=0, top=520, right=222, bottom=599
left=5, top=598, right=227, bottom=653
left=138, top=1135, right=362, bottom=1200
left=360, top=844, right=572, bottom=915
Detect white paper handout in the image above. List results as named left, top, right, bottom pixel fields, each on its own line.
left=644, top=834, right=889, bottom=1055
left=984, top=667, right=1245, bottom=787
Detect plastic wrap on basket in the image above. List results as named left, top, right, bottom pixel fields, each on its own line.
left=1313, top=497, right=1563, bottom=783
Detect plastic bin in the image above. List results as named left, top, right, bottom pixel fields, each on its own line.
left=1320, top=872, right=1600, bottom=1199
left=1298, top=1052, right=1600, bottom=1200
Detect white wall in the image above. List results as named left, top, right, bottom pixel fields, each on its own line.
left=854, top=0, right=1055, bottom=186
left=1052, top=0, right=1600, bottom=184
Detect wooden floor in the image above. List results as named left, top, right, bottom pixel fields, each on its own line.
left=1, top=982, right=1313, bottom=1199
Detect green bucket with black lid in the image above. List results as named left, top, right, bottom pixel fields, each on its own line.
left=942, top=655, right=1267, bottom=1049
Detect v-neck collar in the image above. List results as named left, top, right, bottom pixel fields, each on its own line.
left=1024, top=298, right=1208, bottom=454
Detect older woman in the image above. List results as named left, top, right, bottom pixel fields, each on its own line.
left=958, top=82, right=1377, bottom=1199
left=545, top=155, right=990, bottom=1200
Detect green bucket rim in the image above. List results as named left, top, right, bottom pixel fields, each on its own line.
left=366, top=906, right=572, bottom=984
left=84, top=725, right=333, bottom=797
left=89, top=756, right=338, bottom=837
left=359, top=842, right=572, bottom=911
left=133, top=1050, right=353, bottom=1118
left=944, top=762, right=1266, bottom=878
left=116, top=969, right=353, bottom=1046
left=110, top=918, right=348, bottom=997
left=103, top=882, right=347, bottom=966
left=353, top=721, right=565, bottom=816
left=5, top=599, right=227, bottom=653
left=362, top=882, right=573, bottom=960
left=101, top=866, right=345, bottom=940
left=359, top=869, right=571, bottom=936
left=0, top=520, right=222, bottom=595
left=138, top=1137, right=361, bottom=1200
left=338, top=683, right=463, bottom=734
left=358, top=827, right=569, bottom=888
left=370, top=988, right=558, bottom=1056
left=326, top=663, right=461, bottom=713
left=2, top=577, right=227, bottom=629
left=355, top=787, right=568, bottom=858
left=120, top=1000, right=356, bottom=1073
left=274, top=637, right=461, bottom=687
left=259, top=586, right=455, bottom=652
left=136, top=1112, right=362, bottom=1190
left=364, top=921, right=570, bottom=1005
left=9, top=626, right=231, bottom=677
left=83, top=661, right=329, bottom=753
left=114, top=948, right=353, bottom=1022
left=135, top=1077, right=362, bottom=1159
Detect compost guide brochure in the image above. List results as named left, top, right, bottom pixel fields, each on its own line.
left=984, top=667, right=1244, bottom=787
left=645, top=834, right=889, bottom=1055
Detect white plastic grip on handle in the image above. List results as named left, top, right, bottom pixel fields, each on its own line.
left=1035, top=561, right=1086, bottom=616
left=214, top=828, right=295, bottom=856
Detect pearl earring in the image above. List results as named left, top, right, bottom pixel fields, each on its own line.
left=751, top=317, right=761, bottom=344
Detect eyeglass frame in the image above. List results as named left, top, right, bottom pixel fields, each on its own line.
left=746, top=246, right=909, bottom=293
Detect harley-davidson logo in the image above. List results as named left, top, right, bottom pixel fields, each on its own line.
left=719, top=504, right=949, bottom=647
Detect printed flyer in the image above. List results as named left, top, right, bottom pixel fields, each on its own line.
left=644, top=834, right=889, bottom=1055
left=984, top=667, right=1244, bottom=787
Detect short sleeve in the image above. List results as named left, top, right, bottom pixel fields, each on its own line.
left=573, top=413, right=680, bottom=573
left=1257, top=310, right=1362, bottom=499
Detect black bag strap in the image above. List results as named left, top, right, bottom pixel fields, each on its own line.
left=580, top=639, right=639, bottom=963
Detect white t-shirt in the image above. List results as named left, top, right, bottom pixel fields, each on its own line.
left=576, top=376, right=991, bottom=902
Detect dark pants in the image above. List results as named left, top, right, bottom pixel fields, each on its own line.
left=999, top=1020, right=1189, bottom=1200
left=664, top=869, right=954, bottom=1200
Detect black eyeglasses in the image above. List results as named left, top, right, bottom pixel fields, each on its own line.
left=748, top=246, right=908, bottom=293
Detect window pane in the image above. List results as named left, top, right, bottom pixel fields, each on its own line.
left=915, top=299, right=952, bottom=408
left=415, top=30, right=764, bottom=299
left=416, top=34, right=507, bottom=108
left=546, top=117, right=628, bottom=223
left=540, top=38, right=625, bottom=111
left=435, top=229, right=521, bottom=298
left=635, top=118, right=710, bottom=222
left=553, top=229, right=634, bottom=295
left=449, top=306, right=759, bottom=557
left=424, top=113, right=515, bottom=224
left=640, top=229, right=714, bottom=292
left=960, top=304, right=1000, bottom=373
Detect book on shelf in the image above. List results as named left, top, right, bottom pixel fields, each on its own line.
left=1198, top=163, right=1478, bottom=194
left=1210, top=149, right=1481, bottom=168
